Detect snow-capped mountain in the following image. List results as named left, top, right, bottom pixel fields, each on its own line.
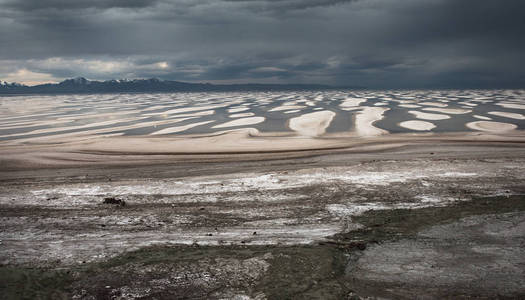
left=0, top=77, right=347, bottom=94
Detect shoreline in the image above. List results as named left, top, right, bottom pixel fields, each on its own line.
left=1, top=130, right=524, bottom=172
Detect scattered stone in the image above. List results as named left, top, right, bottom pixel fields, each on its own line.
left=253, top=231, right=257, bottom=235
left=103, top=197, right=126, bottom=206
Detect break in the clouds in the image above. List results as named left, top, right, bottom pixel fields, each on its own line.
left=1, top=0, right=524, bottom=88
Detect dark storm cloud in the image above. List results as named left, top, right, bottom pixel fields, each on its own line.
left=1, top=0, right=524, bottom=88
left=223, top=0, right=359, bottom=12
left=2, top=0, right=160, bottom=11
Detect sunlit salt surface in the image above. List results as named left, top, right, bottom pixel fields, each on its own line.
left=399, top=120, right=436, bottom=131
left=408, top=110, right=450, bottom=120
left=466, top=121, right=518, bottom=132
left=0, top=90, right=524, bottom=142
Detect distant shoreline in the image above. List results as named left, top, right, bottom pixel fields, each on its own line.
left=0, top=77, right=359, bottom=95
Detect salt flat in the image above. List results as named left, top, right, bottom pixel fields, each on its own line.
left=1, top=90, right=525, bottom=299
left=1, top=90, right=523, bottom=145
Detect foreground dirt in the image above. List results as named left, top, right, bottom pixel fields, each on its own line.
left=1, top=143, right=524, bottom=299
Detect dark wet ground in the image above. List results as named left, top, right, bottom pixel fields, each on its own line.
left=0, top=143, right=524, bottom=299
left=1, top=195, right=524, bottom=299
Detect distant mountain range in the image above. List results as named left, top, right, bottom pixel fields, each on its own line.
left=0, top=77, right=355, bottom=94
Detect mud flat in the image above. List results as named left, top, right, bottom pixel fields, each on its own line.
left=1, top=131, right=525, bottom=299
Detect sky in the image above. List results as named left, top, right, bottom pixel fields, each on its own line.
left=0, top=0, right=524, bottom=88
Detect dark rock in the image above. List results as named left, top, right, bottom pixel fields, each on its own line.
left=103, top=197, right=126, bottom=206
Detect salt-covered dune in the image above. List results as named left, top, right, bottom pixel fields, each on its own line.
left=474, top=115, right=492, bottom=120
left=488, top=111, right=525, bottom=120
left=0, top=116, right=149, bottom=139
left=228, top=106, right=250, bottom=113
left=1, top=90, right=524, bottom=162
left=422, top=107, right=471, bottom=114
left=1, top=117, right=201, bottom=143
left=496, top=103, right=525, bottom=110
left=269, top=105, right=305, bottom=112
left=408, top=111, right=450, bottom=120
left=340, top=97, right=366, bottom=108
left=399, top=120, right=436, bottom=131
left=354, top=107, right=389, bottom=136
left=398, top=104, right=421, bottom=108
left=148, top=104, right=225, bottom=116
left=144, top=110, right=216, bottom=118
left=150, top=121, right=214, bottom=135
left=466, top=121, right=517, bottom=132
left=419, top=102, right=448, bottom=108
left=284, top=109, right=301, bottom=114
left=3, top=130, right=525, bottom=172
left=56, top=110, right=143, bottom=121
left=65, top=128, right=357, bottom=155
left=288, top=111, right=336, bottom=136
left=230, top=112, right=255, bottom=118
left=212, top=117, right=265, bottom=128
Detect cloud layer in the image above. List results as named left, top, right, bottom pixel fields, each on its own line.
left=1, top=0, right=524, bottom=87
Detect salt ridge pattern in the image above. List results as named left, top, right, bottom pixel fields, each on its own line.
left=1, top=90, right=524, bottom=142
